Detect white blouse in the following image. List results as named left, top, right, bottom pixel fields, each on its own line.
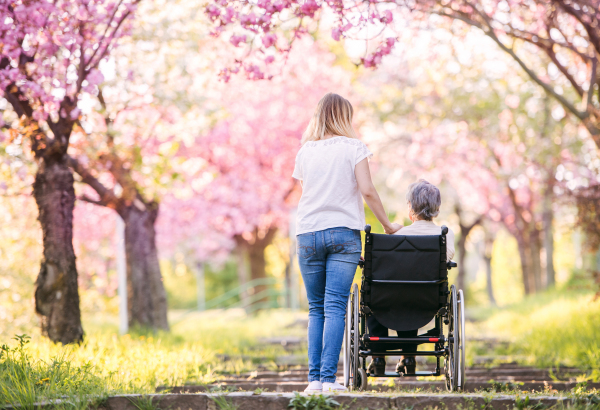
left=292, top=136, right=373, bottom=235
left=397, top=220, right=456, bottom=261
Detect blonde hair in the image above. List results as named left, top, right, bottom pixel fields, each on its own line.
left=301, top=93, right=358, bottom=144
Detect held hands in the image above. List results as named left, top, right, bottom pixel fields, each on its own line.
left=384, top=222, right=402, bottom=235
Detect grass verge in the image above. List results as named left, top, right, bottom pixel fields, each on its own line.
left=472, top=289, right=600, bottom=379
left=0, top=310, right=306, bottom=407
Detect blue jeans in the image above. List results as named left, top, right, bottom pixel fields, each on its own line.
left=297, top=227, right=361, bottom=383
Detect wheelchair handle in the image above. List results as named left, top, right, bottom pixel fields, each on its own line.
left=447, top=261, right=457, bottom=269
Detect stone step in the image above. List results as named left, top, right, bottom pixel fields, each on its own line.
left=214, top=376, right=583, bottom=384
left=234, top=367, right=584, bottom=382
left=102, top=393, right=592, bottom=410
left=163, top=380, right=600, bottom=394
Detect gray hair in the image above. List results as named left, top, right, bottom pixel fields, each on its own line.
left=406, top=179, right=441, bottom=221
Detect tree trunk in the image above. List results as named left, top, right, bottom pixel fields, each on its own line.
left=456, top=233, right=467, bottom=294
left=454, top=203, right=482, bottom=297
left=531, top=227, right=543, bottom=292
left=119, top=201, right=169, bottom=330
left=506, top=186, right=542, bottom=294
left=33, top=159, right=84, bottom=344
left=514, top=231, right=536, bottom=295
left=543, top=186, right=556, bottom=288
left=248, top=241, right=268, bottom=304
left=235, top=246, right=250, bottom=307
left=483, top=228, right=496, bottom=306
left=235, top=228, right=277, bottom=309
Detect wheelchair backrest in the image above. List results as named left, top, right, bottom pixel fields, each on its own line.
left=362, top=228, right=449, bottom=332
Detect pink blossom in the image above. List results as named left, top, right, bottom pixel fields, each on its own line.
left=230, top=34, right=247, bottom=47
left=331, top=27, right=341, bottom=41
left=206, top=4, right=221, bottom=20
left=32, top=109, right=47, bottom=122
left=222, top=7, right=235, bottom=23
left=1, top=0, right=137, bottom=122
left=70, top=108, right=81, bottom=120
left=240, top=12, right=258, bottom=27
left=381, top=10, right=393, bottom=23
left=262, top=33, right=277, bottom=47
left=87, top=68, right=104, bottom=87
left=299, top=0, right=320, bottom=17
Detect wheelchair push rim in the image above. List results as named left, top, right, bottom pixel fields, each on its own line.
left=445, top=285, right=458, bottom=391
left=457, top=289, right=466, bottom=391
left=445, top=285, right=466, bottom=392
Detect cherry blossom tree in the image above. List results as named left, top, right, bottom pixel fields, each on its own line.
left=210, top=0, right=600, bottom=152
left=176, top=41, right=352, bottom=302
left=68, top=103, right=176, bottom=330
left=0, top=0, right=138, bottom=343
left=64, top=0, right=222, bottom=330
left=361, top=33, right=594, bottom=296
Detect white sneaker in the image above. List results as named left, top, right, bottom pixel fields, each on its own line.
left=304, top=380, right=322, bottom=393
left=322, top=381, right=347, bottom=392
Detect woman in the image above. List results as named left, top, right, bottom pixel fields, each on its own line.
left=292, top=93, right=401, bottom=393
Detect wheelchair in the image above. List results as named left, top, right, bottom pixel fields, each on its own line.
left=343, top=224, right=466, bottom=392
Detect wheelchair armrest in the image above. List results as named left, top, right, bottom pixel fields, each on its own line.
left=447, top=261, right=457, bottom=269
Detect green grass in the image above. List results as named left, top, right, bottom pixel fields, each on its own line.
left=2, top=289, right=600, bottom=408
left=471, top=289, right=600, bottom=379
left=0, top=309, right=307, bottom=407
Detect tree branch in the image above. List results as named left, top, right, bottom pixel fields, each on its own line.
left=77, top=195, right=105, bottom=206
left=4, top=84, right=33, bottom=118
left=545, top=45, right=585, bottom=97
left=587, top=56, right=597, bottom=111
left=557, top=1, right=600, bottom=57
left=435, top=2, right=588, bottom=120
left=484, top=27, right=587, bottom=121
left=68, top=155, right=119, bottom=208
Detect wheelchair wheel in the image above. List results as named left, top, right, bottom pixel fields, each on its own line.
left=445, top=285, right=459, bottom=391
left=357, top=368, right=368, bottom=391
left=457, top=289, right=466, bottom=392
left=344, top=283, right=360, bottom=390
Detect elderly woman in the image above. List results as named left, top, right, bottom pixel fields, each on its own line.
left=367, top=179, right=455, bottom=376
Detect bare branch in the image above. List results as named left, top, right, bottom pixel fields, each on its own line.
left=77, top=195, right=106, bottom=206
left=4, top=84, right=33, bottom=118
left=545, top=45, right=585, bottom=97
left=68, top=155, right=119, bottom=208
left=485, top=28, right=587, bottom=121
left=84, top=0, right=126, bottom=69
left=557, top=1, right=600, bottom=57
left=587, top=56, right=597, bottom=111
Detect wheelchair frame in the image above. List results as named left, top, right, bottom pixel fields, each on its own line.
left=343, top=224, right=466, bottom=392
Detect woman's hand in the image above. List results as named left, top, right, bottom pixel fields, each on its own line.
left=384, top=222, right=402, bottom=235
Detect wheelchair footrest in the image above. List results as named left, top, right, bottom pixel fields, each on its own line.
left=366, top=336, right=445, bottom=343
left=360, top=350, right=445, bottom=357
left=367, top=371, right=440, bottom=378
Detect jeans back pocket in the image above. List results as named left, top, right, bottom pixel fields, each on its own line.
left=329, top=229, right=361, bottom=254
left=297, top=232, right=316, bottom=259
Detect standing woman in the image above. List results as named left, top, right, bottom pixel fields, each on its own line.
left=293, top=93, right=401, bottom=393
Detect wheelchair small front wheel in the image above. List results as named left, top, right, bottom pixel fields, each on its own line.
left=356, top=367, right=368, bottom=391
